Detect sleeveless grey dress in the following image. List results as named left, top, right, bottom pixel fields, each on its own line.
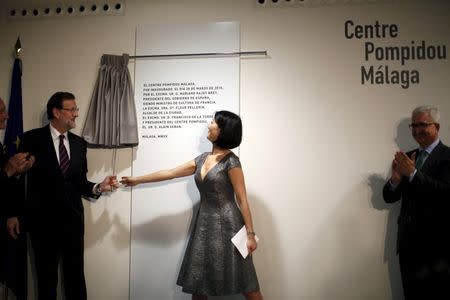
left=176, top=152, right=260, bottom=296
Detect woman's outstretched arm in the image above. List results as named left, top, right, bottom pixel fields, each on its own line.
left=121, top=159, right=196, bottom=186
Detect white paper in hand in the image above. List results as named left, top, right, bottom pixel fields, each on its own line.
left=231, top=225, right=259, bottom=259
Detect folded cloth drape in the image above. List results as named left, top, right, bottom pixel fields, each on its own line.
left=82, top=54, right=138, bottom=148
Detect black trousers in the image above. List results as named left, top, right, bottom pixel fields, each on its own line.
left=29, top=229, right=86, bottom=300
left=399, top=249, right=450, bottom=300
left=3, top=232, right=28, bottom=300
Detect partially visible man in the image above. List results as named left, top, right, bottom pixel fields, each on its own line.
left=383, top=105, right=450, bottom=299
left=0, top=96, right=34, bottom=300
left=6, top=92, right=119, bottom=300
left=0, top=96, right=34, bottom=183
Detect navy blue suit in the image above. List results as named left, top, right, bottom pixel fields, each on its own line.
left=0, top=142, right=8, bottom=283
left=15, top=125, right=98, bottom=300
left=1, top=143, right=27, bottom=300
left=383, top=141, right=450, bottom=299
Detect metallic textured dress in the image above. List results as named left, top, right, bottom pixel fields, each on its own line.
left=177, top=152, right=260, bottom=296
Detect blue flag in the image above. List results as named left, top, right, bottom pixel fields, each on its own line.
left=4, top=58, right=23, bottom=157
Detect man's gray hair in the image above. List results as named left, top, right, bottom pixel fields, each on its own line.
left=412, top=105, right=440, bottom=123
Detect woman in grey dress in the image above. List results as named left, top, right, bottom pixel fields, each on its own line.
left=121, top=111, right=263, bottom=300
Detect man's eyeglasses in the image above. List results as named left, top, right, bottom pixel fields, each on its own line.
left=408, top=122, right=436, bottom=130
left=60, top=107, right=79, bottom=113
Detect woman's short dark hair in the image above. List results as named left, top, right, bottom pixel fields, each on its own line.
left=213, top=110, right=242, bottom=149
left=47, top=92, right=75, bottom=120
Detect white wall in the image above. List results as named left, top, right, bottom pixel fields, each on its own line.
left=1, top=0, right=450, bottom=299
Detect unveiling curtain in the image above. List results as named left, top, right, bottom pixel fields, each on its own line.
left=82, top=54, right=138, bottom=148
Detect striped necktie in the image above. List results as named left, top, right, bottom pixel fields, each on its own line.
left=59, top=135, right=70, bottom=176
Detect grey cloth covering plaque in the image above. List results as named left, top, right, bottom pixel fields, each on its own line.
left=82, top=54, right=138, bottom=148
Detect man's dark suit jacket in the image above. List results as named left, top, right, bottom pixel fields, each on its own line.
left=0, top=143, right=14, bottom=202
left=0, top=142, right=8, bottom=282
left=0, top=142, right=7, bottom=185
left=1, top=143, right=21, bottom=219
left=13, top=125, right=98, bottom=235
left=0, top=142, right=16, bottom=238
left=383, top=141, right=450, bottom=256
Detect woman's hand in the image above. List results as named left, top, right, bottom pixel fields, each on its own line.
left=120, top=176, right=139, bottom=187
left=246, top=236, right=257, bottom=254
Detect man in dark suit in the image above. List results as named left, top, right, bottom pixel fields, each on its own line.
left=6, top=92, right=118, bottom=300
left=1, top=96, right=34, bottom=300
left=383, top=105, right=450, bottom=300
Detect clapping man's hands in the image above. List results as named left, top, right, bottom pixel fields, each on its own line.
left=4, top=152, right=35, bottom=177
left=394, top=151, right=416, bottom=178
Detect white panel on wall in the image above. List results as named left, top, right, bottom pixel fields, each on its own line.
left=131, top=22, right=240, bottom=300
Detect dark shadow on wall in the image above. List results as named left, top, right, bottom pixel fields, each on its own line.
left=128, top=177, right=197, bottom=246
left=368, top=174, right=403, bottom=300
left=124, top=168, right=204, bottom=299
left=83, top=144, right=132, bottom=251
left=367, top=117, right=415, bottom=300
left=83, top=197, right=130, bottom=251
